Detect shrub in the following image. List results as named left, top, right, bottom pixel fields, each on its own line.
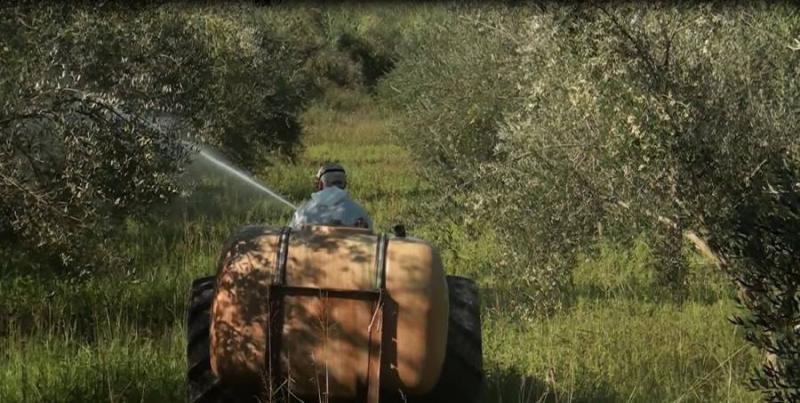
left=383, top=3, right=800, bottom=397
left=0, top=4, right=317, bottom=270
left=0, top=92, right=188, bottom=270
left=722, top=157, right=800, bottom=402
left=306, top=5, right=426, bottom=90
left=382, top=3, right=799, bottom=304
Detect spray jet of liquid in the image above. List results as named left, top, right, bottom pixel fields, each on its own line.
left=191, top=145, right=297, bottom=210
left=55, top=90, right=296, bottom=211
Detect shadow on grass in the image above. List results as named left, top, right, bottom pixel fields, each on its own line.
left=2, top=341, right=185, bottom=403
left=485, top=367, right=619, bottom=403
left=570, top=281, right=731, bottom=306
left=0, top=176, right=300, bottom=341
left=0, top=272, right=187, bottom=340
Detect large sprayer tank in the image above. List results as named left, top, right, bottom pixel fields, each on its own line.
left=209, top=225, right=449, bottom=398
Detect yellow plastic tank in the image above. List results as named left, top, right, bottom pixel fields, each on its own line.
left=210, top=225, right=449, bottom=398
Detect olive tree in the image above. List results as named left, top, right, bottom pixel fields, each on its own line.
left=383, top=5, right=800, bottom=396
left=0, top=4, right=317, bottom=270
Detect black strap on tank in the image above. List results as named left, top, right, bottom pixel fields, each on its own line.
left=275, top=226, right=292, bottom=285
left=374, top=233, right=389, bottom=289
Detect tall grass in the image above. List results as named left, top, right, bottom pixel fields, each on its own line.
left=482, top=240, right=758, bottom=402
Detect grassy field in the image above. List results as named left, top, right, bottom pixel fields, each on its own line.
left=0, top=87, right=761, bottom=402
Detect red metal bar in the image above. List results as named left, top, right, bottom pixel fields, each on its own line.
left=366, top=290, right=385, bottom=403
left=265, top=284, right=385, bottom=403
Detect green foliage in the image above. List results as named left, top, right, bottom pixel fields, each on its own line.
left=177, top=8, right=315, bottom=167
left=0, top=4, right=320, bottom=270
left=722, top=158, right=800, bottom=402
left=380, top=6, right=521, bottom=178
left=305, top=4, right=434, bottom=90
left=382, top=3, right=800, bottom=398
left=0, top=91, right=187, bottom=270
left=380, top=6, right=572, bottom=313
left=0, top=5, right=189, bottom=268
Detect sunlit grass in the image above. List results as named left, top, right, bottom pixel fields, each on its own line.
left=484, top=298, right=759, bottom=403
left=1, top=321, right=184, bottom=403
left=455, top=234, right=761, bottom=402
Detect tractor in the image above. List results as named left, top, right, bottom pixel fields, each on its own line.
left=186, top=224, right=483, bottom=402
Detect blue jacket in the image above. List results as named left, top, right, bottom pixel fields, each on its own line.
left=290, top=186, right=373, bottom=230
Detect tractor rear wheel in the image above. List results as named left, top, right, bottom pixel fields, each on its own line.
left=408, top=275, right=484, bottom=403
left=186, top=276, right=229, bottom=403
left=185, top=277, right=272, bottom=403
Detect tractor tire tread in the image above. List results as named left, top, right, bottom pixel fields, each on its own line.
left=406, top=275, right=484, bottom=403
left=186, top=276, right=221, bottom=403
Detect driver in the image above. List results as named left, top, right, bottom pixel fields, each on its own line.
left=290, top=163, right=373, bottom=230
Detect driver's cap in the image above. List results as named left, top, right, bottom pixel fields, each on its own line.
left=317, top=163, right=346, bottom=188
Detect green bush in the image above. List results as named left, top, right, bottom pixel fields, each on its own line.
left=0, top=4, right=318, bottom=270
left=382, top=6, right=800, bottom=395
left=384, top=2, right=798, bottom=293
left=306, top=5, right=425, bottom=90
left=379, top=6, right=559, bottom=312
